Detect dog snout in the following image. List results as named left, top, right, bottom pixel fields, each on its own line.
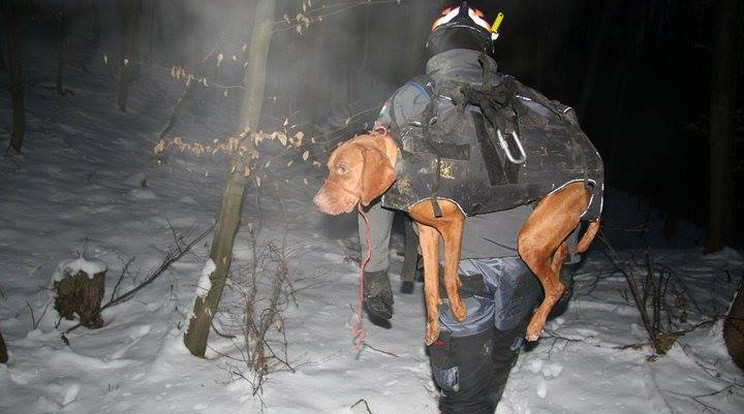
left=313, top=185, right=356, bottom=215
left=314, top=187, right=338, bottom=215
left=313, top=188, right=329, bottom=211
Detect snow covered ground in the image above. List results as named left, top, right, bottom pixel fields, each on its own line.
left=1, top=27, right=743, bottom=414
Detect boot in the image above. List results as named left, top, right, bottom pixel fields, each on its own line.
left=363, top=270, right=394, bottom=320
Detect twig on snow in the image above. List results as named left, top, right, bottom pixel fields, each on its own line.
left=27, top=299, right=52, bottom=330
left=362, top=343, right=399, bottom=358
left=211, top=318, right=237, bottom=339
left=109, top=256, right=135, bottom=302
left=350, top=398, right=375, bottom=414
left=691, top=384, right=736, bottom=413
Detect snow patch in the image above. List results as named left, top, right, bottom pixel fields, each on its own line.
left=62, top=383, right=80, bottom=406
left=704, top=246, right=744, bottom=262
left=180, top=196, right=197, bottom=204
left=129, top=188, right=157, bottom=200
left=527, top=358, right=543, bottom=374
left=536, top=377, right=547, bottom=398
left=197, top=259, right=216, bottom=299
left=541, top=363, right=563, bottom=379
left=51, top=257, right=107, bottom=283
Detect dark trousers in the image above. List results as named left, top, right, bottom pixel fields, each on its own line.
left=429, top=323, right=525, bottom=414
left=428, top=257, right=538, bottom=414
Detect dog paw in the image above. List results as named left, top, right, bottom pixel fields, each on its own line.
left=525, top=332, right=540, bottom=342
left=525, top=323, right=543, bottom=342
left=425, top=321, right=440, bottom=346
left=451, top=302, right=467, bottom=323
left=526, top=313, right=547, bottom=341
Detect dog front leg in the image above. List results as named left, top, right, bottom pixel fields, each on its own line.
left=417, top=223, right=442, bottom=345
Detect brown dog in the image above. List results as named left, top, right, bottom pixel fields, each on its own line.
left=314, top=127, right=599, bottom=345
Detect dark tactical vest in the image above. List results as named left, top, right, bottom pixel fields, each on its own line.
left=381, top=66, right=604, bottom=221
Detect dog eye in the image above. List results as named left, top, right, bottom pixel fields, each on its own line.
left=336, top=164, right=348, bottom=175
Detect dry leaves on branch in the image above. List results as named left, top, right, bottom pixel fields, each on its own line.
left=153, top=131, right=314, bottom=173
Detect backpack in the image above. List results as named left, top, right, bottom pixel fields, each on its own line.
left=380, top=65, right=604, bottom=221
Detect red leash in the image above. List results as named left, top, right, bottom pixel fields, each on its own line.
left=320, top=178, right=371, bottom=349
left=353, top=203, right=372, bottom=349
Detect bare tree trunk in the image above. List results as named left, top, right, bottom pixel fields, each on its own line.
left=56, top=1, right=67, bottom=97
left=0, top=35, right=7, bottom=72
left=706, top=0, right=738, bottom=253
left=724, top=279, right=744, bottom=370
left=309, top=17, right=328, bottom=128
left=238, top=0, right=275, bottom=132
left=0, top=331, right=7, bottom=364
left=351, top=4, right=372, bottom=108
left=117, top=0, right=141, bottom=112
left=159, top=47, right=215, bottom=139
left=534, top=0, right=543, bottom=89
left=1, top=0, right=25, bottom=153
left=146, top=1, right=159, bottom=61
left=184, top=0, right=276, bottom=358
left=607, top=67, right=630, bottom=176
left=183, top=159, right=247, bottom=357
left=576, top=0, right=612, bottom=121
left=90, top=0, right=101, bottom=45
left=405, top=0, right=429, bottom=77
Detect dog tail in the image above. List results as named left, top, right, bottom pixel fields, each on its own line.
left=576, top=220, right=600, bottom=253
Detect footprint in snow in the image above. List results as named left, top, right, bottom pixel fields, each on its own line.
left=541, top=362, right=563, bottom=379
left=527, top=358, right=543, bottom=374
left=111, top=325, right=152, bottom=359
left=62, top=383, right=80, bottom=406
left=527, top=358, right=563, bottom=379
left=129, top=189, right=157, bottom=200
left=536, top=377, right=547, bottom=399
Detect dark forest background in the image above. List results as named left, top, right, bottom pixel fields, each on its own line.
left=1, top=0, right=742, bottom=248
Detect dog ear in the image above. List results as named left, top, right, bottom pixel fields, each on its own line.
left=359, top=145, right=396, bottom=206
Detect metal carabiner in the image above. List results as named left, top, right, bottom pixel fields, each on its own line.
left=497, top=129, right=527, bottom=164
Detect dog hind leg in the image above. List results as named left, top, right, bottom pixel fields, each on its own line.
left=551, top=241, right=569, bottom=276
left=519, top=182, right=590, bottom=341
left=418, top=223, right=442, bottom=345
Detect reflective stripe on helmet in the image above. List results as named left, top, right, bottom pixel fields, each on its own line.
left=431, top=6, right=461, bottom=31
left=431, top=4, right=492, bottom=33
left=467, top=8, right=491, bottom=32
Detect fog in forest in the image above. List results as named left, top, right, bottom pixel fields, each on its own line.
left=2, top=0, right=742, bottom=243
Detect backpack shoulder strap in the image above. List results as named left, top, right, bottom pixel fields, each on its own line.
left=406, top=74, right=435, bottom=100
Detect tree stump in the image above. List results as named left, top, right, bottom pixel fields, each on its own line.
left=53, top=258, right=106, bottom=329
left=724, top=280, right=744, bottom=371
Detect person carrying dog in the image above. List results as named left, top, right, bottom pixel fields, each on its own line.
left=357, top=2, right=598, bottom=413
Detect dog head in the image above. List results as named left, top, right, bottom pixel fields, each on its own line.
left=313, top=127, right=398, bottom=215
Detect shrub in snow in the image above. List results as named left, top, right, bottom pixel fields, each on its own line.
left=52, top=257, right=107, bottom=329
